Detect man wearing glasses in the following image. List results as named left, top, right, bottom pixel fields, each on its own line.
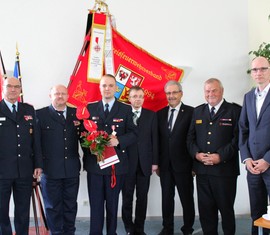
left=0, top=77, right=42, bottom=235
left=157, top=80, right=195, bottom=235
left=239, top=56, right=270, bottom=235
left=122, top=86, right=158, bottom=235
left=36, top=84, right=81, bottom=235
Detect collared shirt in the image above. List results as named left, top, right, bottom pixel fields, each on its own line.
left=132, top=107, right=142, bottom=118
left=255, top=83, right=270, bottom=118
left=102, top=98, right=115, bottom=112
left=168, top=102, right=182, bottom=130
left=208, top=99, right=224, bottom=114
left=53, top=106, right=67, bottom=118
left=4, top=99, right=18, bottom=112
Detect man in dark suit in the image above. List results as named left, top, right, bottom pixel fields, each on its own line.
left=36, top=84, right=81, bottom=235
left=121, top=86, right=158, bottom=235
left=187, top=78, right=241, bottom=235
left=239, top=56, right=270, bottom=235
left=157, top=80, right=195, bottom=235
left=0, top=77, right=42, bottom=235
left=83, top=74, right=137, bottom=235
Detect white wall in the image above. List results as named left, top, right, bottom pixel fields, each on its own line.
left=0, top=0, right=268, bottom=217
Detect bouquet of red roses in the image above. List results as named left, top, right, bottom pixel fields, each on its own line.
left=76, top=106, right=110, bottom=163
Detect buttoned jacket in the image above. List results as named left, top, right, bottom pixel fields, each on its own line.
left=187, top=100, right=241, bottom=176
left=0, top=100, right=42, bottom=179
left=239, top=88, right=270, bottom=163
left=36, top=105, right=81, bottom=178
left=83, top=100, right=137, bottom=175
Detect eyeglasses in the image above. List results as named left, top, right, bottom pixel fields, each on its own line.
left=54, top=92, right=68, bottom=96
left=165, top=91, right=182, bottom=96
left=250, top=67, right=270, bottom=73
left=129, top=95, right=144, bottom=99
left=5, top=84, right=21, bottom=89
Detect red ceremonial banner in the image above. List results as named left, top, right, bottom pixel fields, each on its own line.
left=67, top=12, right=184, bottom=111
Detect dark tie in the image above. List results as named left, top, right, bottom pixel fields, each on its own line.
left=12, top=104, right=16, bottom=119
left=56, top=110, right=65, bottom=123
left=210, top=107, right=215, bottom=119
left=168, top=108, right=175, bottom=132
left=104, top=103, right=109, bottom=118
left=133, top=110, right=139, bottom=126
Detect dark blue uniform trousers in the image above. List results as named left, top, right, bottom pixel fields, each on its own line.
left=0, top=177, right=33, bottom=235
left=87, top=173, right=125, bottom=235
left=41, top=175, right=80, bottom=235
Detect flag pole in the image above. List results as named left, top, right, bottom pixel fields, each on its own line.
left=0, top=50, right=7, bottom=79
left=68, top=28, right=91, bottom=88
left=15, top=43, right=24, bottom=103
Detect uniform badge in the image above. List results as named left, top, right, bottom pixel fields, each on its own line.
left=92, top=116, right=99, bottom=120
left=196, top=119, right=202, bottom=124
left=29, top=128, right=33, bottom=134
left=219, top=118, right=232, bottom=126
left=24, top=115, right=33, bottom=121
left=113, top=118, right=123, bottom=122
left=73, top=120, right=81, bottom=126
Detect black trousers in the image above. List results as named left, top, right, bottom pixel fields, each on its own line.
left=196, top=174, right=237, bottom=235
left=122, top=166, right=150, bottom=233
left=160, top=170, right=195, bottom=234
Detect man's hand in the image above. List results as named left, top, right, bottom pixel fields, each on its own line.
left=249, top=159, right=270, bottom=174
left=33, top=168, right=42, bottom=179
left=196, top=152, right=220, bottom=165
left=108, top=135, right=119, bottom=147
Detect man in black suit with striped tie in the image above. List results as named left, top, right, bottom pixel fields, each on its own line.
left=157, top=80, right=195, bottom=235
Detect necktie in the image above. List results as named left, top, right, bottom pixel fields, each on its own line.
left=133, top=110, right=139, bottom=126
left=104, top=103, right=109, bottom=118
left=56, top=110, right=65, bottom=123
left=12, top=104, right=16, bottom=119
left=210, top=107, right=215, bottom=119
left=168, top=109, right=175, bottom=132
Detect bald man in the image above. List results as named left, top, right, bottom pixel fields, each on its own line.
left=36, top=84, right=81, bottom=235
left=239, top=56, right=270, bottom=235
left=0, top=77, right=42, bottom=235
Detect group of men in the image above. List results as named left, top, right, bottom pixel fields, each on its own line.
left=0, top=56, right=270, bottom=235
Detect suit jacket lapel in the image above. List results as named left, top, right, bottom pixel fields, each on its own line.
left=171, top=104, right=185, bottom=134
left=97, top=101, right=106, bottom=120
left=48, top=105, right=65, bottom=124
left=108, top=100, right=119, bottom=120
left=257, top=89, right=270, bottom=123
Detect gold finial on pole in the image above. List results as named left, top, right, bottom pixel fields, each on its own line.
left=16, top=42, right=20, bottom=56
left=93, top=0, right=109, bottom=13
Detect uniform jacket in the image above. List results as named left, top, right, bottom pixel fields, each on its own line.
left=36, top=105, right=81, bottom=179
left=83, top=100, right=137, bottom=175
left=157, top=103, right=194, bottom=173
left=187, top=100, right=241, bottom=176
left=0, top=100, right=42, bottom=179
left=239, top=88, right=270, bottom=163
left=127, top=108, right=158, bottom=176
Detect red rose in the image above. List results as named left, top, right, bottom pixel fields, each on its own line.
left=84, top=120, right=97, bottom=132
left=76, top=106, right=90, bottom=120
left=90, top=142, right=97, bottom=150
left=86, top=133, right=95, bottom=142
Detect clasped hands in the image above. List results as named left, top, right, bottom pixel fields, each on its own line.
left=196, top=152, right=221, bottom=165
left=245, top=159, right=270, bottom=174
